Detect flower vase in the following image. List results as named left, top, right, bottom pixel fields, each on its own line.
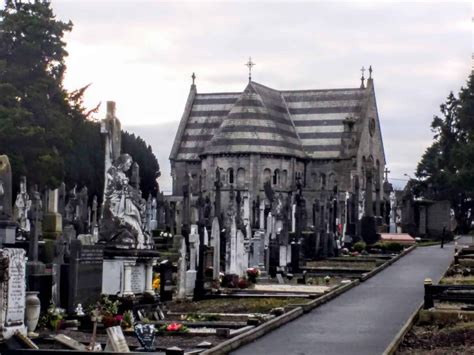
left=25, top=291, right=41, bottom=336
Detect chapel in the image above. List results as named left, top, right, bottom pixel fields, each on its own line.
left=169, top=67, right=388, bottom=238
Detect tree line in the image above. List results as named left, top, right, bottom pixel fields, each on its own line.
left=0, top=0, right=159, bottom=201
left=415, top=73, right=474, bottom=233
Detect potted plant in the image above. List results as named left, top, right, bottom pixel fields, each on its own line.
left=94, top=295, right=121, bottom=328
left=246, top=268, right=260, bottom=283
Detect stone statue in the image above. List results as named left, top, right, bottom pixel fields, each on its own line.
left=99, top=154, right=151, bottom=249
left=14, top=176, right=31, bottom=232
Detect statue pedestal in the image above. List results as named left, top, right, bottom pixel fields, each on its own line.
left=0, top=220, right=17, bottom=245
left=102, top=248, right=159, bottom=297
left=43, top=212, right=62, bottom=239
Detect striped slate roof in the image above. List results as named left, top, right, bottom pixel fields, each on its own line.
left=282, top=88, right=365, bottom=159
left=173, top=82, right=367, bottom=161
left=203, top=82, right=306, bottom=158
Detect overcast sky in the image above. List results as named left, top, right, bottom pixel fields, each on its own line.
left=51, top=0, right=473, bottom=193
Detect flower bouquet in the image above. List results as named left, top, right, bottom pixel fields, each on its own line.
left=246, top=267, right=260, bottom=283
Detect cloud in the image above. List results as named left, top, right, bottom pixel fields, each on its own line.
left=50, top=1, right=472, bottom=193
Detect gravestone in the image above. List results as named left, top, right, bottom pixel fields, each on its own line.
left=176, top=236, right=186, bottom=299
left=43, top=188, right=62, bottom=239
left=0, top=248, right=27, bottom=340
left=211, top=217, right=220, bottom=280
left=63, top=240, right=104, bottom=314
left=159, top=260, right=173, bottom=302
left=0, top=156, right=16, bottom=245
left=134, top=323, right=156, bottom=351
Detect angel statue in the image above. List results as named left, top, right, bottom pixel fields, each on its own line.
left=99, top=154, right=152, bottom=249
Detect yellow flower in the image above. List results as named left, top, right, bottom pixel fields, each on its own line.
left=153, top=276, right=160, bottom=290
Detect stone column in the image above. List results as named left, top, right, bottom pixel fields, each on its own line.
left=122, top=261, right=134, bottom=296
left=364, top=170, right=374, bottom=217
left=144, top=261, right=155, bottom=295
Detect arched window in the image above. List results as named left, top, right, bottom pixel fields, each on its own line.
left=273, top=169, right=280, bottom=185
left=282, top=170, right=288, bottom=187
left=228, top=168, right=234, bottom=184
left=263, top=168, right=271, bottom=183
left=328, top=173, right=335, bottom=189
left=202, top=169, right=207, bottom=190
left=220, top=168, right=225, bottom=184
left=237, top=168, right=246, bottom=188
left=320, top=173, right=326, bottom=190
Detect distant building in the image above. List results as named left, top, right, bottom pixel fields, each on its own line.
left=169, top=69, right=388, bottom=234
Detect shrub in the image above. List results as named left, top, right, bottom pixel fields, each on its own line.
left=353, top=241, right=367, bottom=253
left=384, top=242, right=404, bottom=253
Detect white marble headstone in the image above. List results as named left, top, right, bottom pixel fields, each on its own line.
left=0, top=248, right=27, bottom=340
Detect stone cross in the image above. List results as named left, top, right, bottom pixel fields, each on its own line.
left=100, top=101, right=122, bottom=198
left=28, top=186, right=42, bottom=263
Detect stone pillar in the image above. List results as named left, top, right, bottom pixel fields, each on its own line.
left=364, top=170, right=374, bottom=217
left=375, top=180, right=381, bottom=217
left=211, top=217, right=220, bottom=280
left=144, top=261, right=155, bottom=295
left=123, top=262, right=134, bottom=296
left=259, top=199, right=265, bottom=230
left=176, top=236, right=187, bottom=299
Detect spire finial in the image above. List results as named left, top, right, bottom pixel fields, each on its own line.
left=360, top=66, right=366, bottom=88
left=368, top=65, right=373, bottom=79
left=245, top=57, right=256, bottom=82
left=191, top=72, right=196, bottom=86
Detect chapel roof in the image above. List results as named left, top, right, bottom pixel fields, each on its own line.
left=171, top=81, right=368, bottom=161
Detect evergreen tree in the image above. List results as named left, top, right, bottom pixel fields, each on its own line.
left=415, top=74, right=474, bottom=232
left=0, top=0, right=160, bottom=203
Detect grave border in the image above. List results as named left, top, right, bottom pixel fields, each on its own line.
left=202, top=245, right=418, bottom=355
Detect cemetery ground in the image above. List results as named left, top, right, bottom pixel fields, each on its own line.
left=0, top=237, right=417, bottom=354
left=232, top=240, right=454, bottom=355
left=395, top=236, right=474, bottom=355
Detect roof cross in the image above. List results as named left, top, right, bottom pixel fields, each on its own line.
left=245, top=57, right=256, bottom=82
left=384, top=167, right=391, bottom=181
left=360, top=66, right=366, bottom=88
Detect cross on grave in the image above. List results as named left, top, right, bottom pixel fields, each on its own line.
left=245, top=57, right=256, bottom=82
left=384, top=167, right=391, bottom=181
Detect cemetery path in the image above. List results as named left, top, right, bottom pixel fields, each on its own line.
left=232, top=240, right=461, bottom=355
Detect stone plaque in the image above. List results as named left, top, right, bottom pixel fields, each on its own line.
left=131, top=264, right=145, bottom=294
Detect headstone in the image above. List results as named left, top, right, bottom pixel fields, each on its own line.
left=43, top=188, right=62, bottom=239
left=0, top=248, right=27, bottom=340
left=0, top=156, right=13, bottom=220
left=176, top=236, right=187, bottom=299
left=65, top=240, right=103, bottom=313
left=228, top=216, right=238, bottom=274
left=211, top=217, right=220, bottom=280
left=130, top=264, right=146, bottom=294
left=105, top=326, right=129, bottom=353
left=259, top=199, right=265, bottom=229
left=0, top=156, right=16, bottom=245
left=134, top=323, right=156, bottom=351
left=186, top=232, right=198, bottom=297
left=159, top=260, right=173, bottom=302
left=236, top=230, right=245, bottom=276
left=54, top=334, right=87, bottom=351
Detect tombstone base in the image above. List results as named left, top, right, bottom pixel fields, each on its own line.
left=0, top=220, right=17, bottom=245
left=102, top=248, right=159, bottom=297
left=42, top=213, right=62, bottom=239
left=360, top=216, right=380, bottom=245
left=185, top=270, right=197, bottom=298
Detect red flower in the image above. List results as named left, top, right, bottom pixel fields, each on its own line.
left=166, top=323, right=182, bottom=332
left=115, top=315, right=123, bottom=322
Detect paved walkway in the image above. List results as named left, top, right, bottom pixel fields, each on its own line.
left=233, top=240, right=460, bottom=355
